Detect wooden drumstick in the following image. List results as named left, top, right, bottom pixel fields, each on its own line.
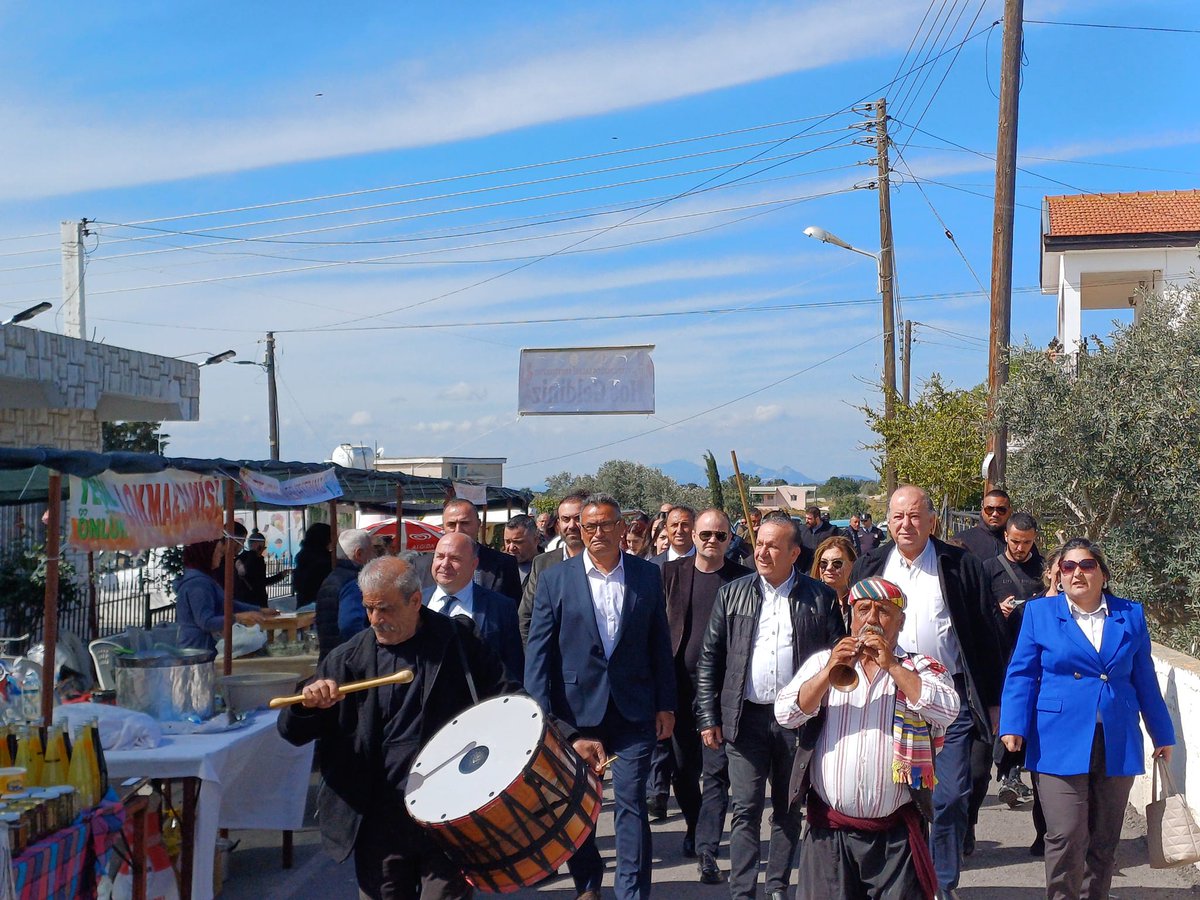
left=268, top=668, right=415, bottom=709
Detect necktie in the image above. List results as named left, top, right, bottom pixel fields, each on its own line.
left=443, top=595, right=458, bottom=616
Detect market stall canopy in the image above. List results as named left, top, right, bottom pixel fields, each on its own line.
left=0, top=448, right=527, bottom=509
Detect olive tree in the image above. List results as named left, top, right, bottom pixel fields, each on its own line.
left=1001, top=286, right=1200, bottom=649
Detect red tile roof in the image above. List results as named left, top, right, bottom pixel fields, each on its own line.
left=1045, top=190, right=1200, bottom=237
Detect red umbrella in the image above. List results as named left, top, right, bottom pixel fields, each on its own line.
left=365, top=518, right=444, bottom=552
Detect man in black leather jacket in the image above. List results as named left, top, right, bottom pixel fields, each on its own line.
left=694, top=518, right=845, bottom=900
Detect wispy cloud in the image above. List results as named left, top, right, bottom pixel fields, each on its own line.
left=0, top=2, right=921, bottom=201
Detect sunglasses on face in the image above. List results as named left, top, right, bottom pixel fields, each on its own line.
left=983, top=505, right=1010, bottom=515
left=697, top=530, right=729, bottom=542
left=818, top=558, right=846, bottom=571
left=1060, top=558, right=1099, bottom=574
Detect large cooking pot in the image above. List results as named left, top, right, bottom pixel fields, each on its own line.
left=115, top=649, right=216, bottom=720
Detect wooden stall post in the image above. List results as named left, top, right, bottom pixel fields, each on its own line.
left=223, top=480, right=236, bottom=677
left=327, top=500, right=339, bottom=567
left=395, top=483, right=405, bottom=554
left=86, top=550, right=99, bottom=642
left=40, top=471, right=62, bottom=727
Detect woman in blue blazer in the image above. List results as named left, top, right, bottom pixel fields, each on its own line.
left=1000, top=538, right=1174, bottom=900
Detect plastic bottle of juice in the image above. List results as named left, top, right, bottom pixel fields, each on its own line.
left=67, top=725, right=96, bottom=809
left=41, top=726, right=67, bottom=788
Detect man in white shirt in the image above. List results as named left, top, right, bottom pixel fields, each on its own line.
left=650, top=505, right=697, bottom=567
left=422, top=532, right=523, bottom=680
left=850, top=485, right=1001, bottom=900
left=694, top=519, right=844, bottom=900
left=776, top=576, right=960, bottom=900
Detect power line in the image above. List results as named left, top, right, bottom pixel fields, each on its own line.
left=507, top=333, right=881, bottom=471
left=890, top=0, right=956, bottom=116
left=894, top=0, right=974, bottom=126
left=1024, top=19, right=1200, bottom=35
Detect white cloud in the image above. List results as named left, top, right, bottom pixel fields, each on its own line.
left=0, top=2, right=921, bottom=200
left=437, top=381, right=487, bottom=402
left=349, top=410, right=372, bottom=426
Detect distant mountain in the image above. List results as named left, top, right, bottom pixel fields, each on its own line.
left=655, top=458, right=815, bottom=486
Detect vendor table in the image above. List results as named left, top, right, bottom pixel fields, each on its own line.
left=258, top=612, right=315, bottom=644
left=106, top=710, right=313, bottom=900
left=227, top=654, right=317, bottom=681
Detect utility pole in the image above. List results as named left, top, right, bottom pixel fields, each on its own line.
left=874, top=98, right=899, bottom=496
left=902, top=320, right=913, bottom=405
left=60, top=220, right=87, bottom=339
left=265, top=332, right=280, bottom=461
left=986, top=0, right=1024, bottom=490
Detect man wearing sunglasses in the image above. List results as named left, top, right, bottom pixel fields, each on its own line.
left=662, top=509, right=751, bottom=884
left=956, top=489, right=1014, bottom=560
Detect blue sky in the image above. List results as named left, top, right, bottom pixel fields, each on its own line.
left=1, top=1, right=1197, bottom=488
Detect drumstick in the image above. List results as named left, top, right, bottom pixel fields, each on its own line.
left=268, top=668, right=415, bottom=709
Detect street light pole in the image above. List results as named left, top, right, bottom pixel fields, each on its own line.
left=266, top=332, right=280, bottom=461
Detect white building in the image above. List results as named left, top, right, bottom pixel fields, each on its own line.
left=1041, top=190, right=1200, bottom=354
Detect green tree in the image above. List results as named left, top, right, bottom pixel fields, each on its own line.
left=1001, top=287, right=1200, bottom=648
left=859, top=375, right=988, bottom=514
left=102, top=422, right=167, bottom=453
left=536, top=460, right=708, bottom=514
left=720, top=472, right=761, bottom=523
left=703, top=451, right=725, bottom=511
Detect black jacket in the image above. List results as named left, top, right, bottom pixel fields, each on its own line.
left=277, top=610, right=526, bottom=863
left=663, top=557, right=751, bottom=660
left=851, top=538, right=1002, bottom=738
left=955, top=523, right=1006, bottom=560
left=314, top=559, right=361, bottom=660
left=694, top=571, right=844, bottom=742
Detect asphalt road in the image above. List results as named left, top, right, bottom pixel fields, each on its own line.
left=220, top=775, right=1200, bottom=899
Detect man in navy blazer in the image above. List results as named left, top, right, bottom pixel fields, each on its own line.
left=422, top=533, right=524, bottom=682
left=526, top=493, right=676, bottom=900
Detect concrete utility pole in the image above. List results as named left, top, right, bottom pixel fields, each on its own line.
left=902, top=320, right=913, bottom=406
left=60, top=220, right=87, bottom=339
left=266, top=332, right=281, bottom=461
left=986, top=0, right=1024, bottom=490
left=874, top=98, right=899, bottom=495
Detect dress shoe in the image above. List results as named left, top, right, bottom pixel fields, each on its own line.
left=577, top=891, right=601, bottom=900
left=646, top=793, right=669, bottom=821
left=698, top=852, right=723, bottom=885
left=1030, top=835, right=1045, bottom=857
left=682, top=834, right=697, bottom=858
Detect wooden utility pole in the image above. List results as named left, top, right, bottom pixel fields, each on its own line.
left=266, top=332, right=281, bottom=461
left=902, top=320, right=913, bottom=405
left=874, top=98, right=899, bottom=495
left=986, top=0, right=1024, bottom=490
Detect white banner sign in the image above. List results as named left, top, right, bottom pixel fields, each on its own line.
left=239, top=467, right=344, bottom=507
left=68, top=470, right=224, bottom=552
left=518, top=345, right=655, bottom=415
left=453, top=482, right=488, bottom=505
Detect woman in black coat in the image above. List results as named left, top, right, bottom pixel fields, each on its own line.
left=293, top=522, right=332, bottom=606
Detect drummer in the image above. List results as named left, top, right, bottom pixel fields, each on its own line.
left=278, top=554, right=585, bottom=900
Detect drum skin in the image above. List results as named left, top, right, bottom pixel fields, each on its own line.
left=408, top=695, right=603, bottom=893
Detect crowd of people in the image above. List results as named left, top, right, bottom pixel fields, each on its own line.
left=177, top=483, right=1175, bottom=900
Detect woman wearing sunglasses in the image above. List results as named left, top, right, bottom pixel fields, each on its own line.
left=999, top=537, right=1174, bottom=899
left=809, top=536, right=857, bottom=630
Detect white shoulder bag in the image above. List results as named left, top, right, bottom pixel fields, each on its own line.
left=1147, top=755, right=1200, bottom=868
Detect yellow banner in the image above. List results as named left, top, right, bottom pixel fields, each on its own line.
left=68, top=470, right=224, bottom=552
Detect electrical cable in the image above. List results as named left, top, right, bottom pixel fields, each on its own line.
left=893, top=0, right=973, bottom=126
left=1024, top=19, right=1200, bottom=35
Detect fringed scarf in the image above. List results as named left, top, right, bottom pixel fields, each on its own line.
left=891, top=655, right=946, bottom=790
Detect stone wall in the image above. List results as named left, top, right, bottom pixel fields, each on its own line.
left=0, top=409, right=101, bottom=450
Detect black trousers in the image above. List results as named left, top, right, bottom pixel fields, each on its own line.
left=354, top=814, right=471, bottom=900
left=670, top=677, right=729, bottom=854
left=797, top=821, right=922, bottom=900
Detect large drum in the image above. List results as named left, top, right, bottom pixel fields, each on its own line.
left=406, top=694, right=602, bottom=893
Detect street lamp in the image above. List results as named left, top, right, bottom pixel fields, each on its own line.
left=804, top=224, right=897, bottom=493
left=1, top=301, right=53, bottom=327
left=189, top=338, right=280, bottom=461
left=200, top=350, right=237, bottom=367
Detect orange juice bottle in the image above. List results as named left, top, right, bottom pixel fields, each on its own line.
left=41, top=726, right=67, bottom=787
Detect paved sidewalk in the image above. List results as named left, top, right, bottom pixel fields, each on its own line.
left=222, top=780, right=1200, bottom=898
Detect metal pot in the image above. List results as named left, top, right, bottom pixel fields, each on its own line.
left=115, top=649, right=216, bottom=721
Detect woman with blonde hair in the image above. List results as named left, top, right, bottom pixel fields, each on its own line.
left=809, top=535, right=857, bottom=630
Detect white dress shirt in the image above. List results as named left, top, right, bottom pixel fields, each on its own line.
left=584, top=552, right=626, bottom=659
left=775, top=648, right=960, bottom=818
left=667, top=545, right=697, bottom=562
left=746, top=573, right=796, bottom=703
left=1068, top=595, right=1109, bottom=651
left=883, top=540, right=962, bottom=676
left=429, top=582, right=476, bottom=621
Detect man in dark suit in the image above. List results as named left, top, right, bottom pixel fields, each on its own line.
left=526, top=493, right=676, bottom=900
left=695, top=517, right=844, bottom=900
left=649, top=505, right=696, bottom=568
left=439, top=498, right=522, bottom=602
left=851, top=484, right=1002, bottom=899
left=518, top=492, right=587, bottom=644
left=662, top=508, right=750, bottom=884
left=955, top=488, right=1013, bottom=560
left=502, top=513, right=540, bottom=591
left=422, top=532, right=524, bottom=681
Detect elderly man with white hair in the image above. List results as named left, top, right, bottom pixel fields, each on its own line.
left=314, top=528, right=374, bottom=659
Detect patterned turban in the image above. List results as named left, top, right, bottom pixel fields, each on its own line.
left=847, top=576, right=906, bottom=610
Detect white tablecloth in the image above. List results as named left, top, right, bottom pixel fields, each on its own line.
left=106, top=709, right=314, bottom=900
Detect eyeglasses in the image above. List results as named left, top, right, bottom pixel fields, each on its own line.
left=983, top=505, right=1010, bottom=515
left=581, top=520, right=620, bottom=534
left=818, top=558, right=846, bottom=571
left=1059, top=558, right=1099, bottom=574
left=697, top=530, right=729, bottom=542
